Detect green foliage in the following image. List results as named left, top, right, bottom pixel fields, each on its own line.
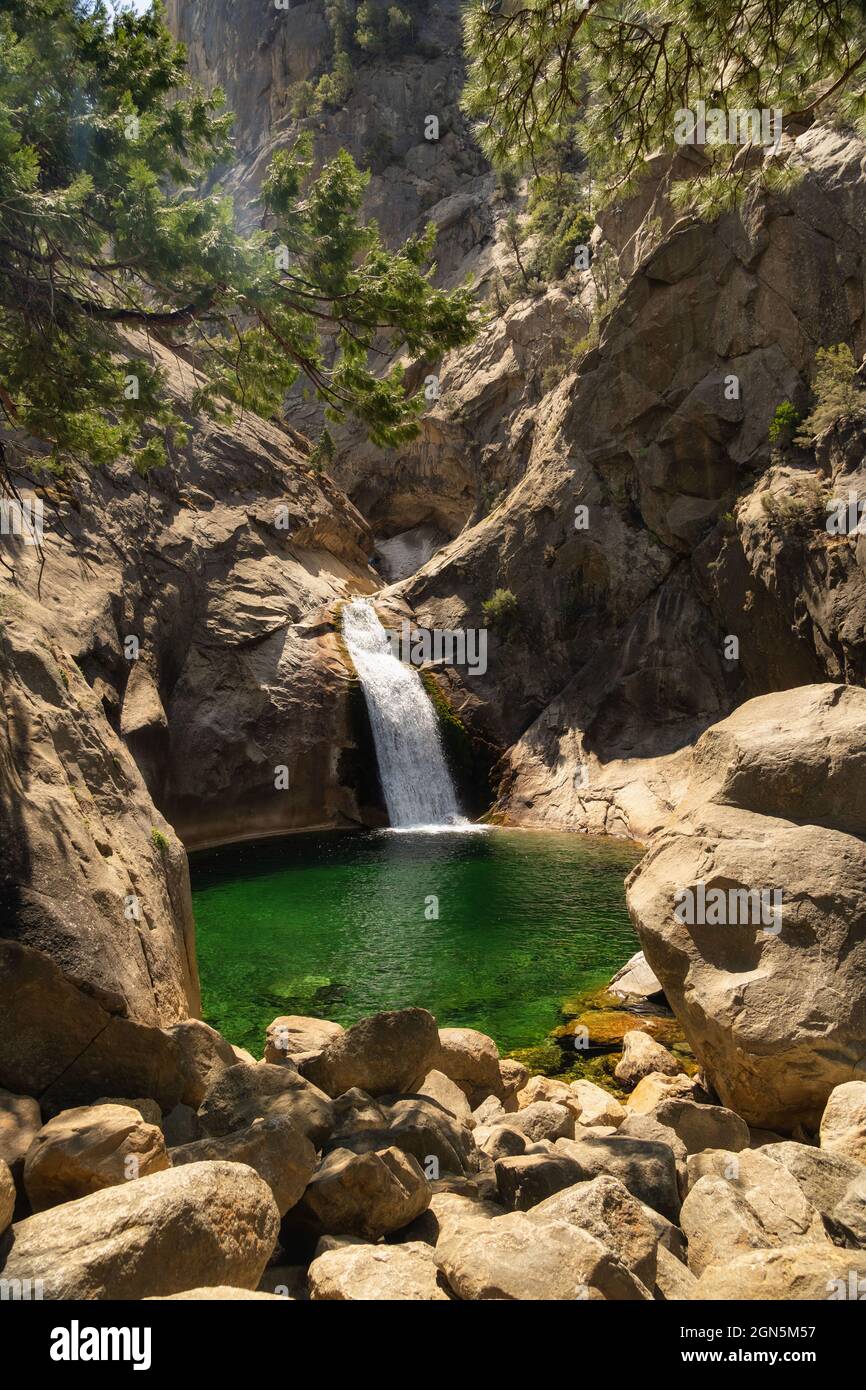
left=0, top=0, right=475, bottom=477
left=315, top=51, right=354, bottom=110
left=482, top=587, right=519, bottom=637
left=768, top=399, right=801, bottom=447
left=795, top=344, right=866, bottom=444
left=289, top=80, right=319, bottom=120
left=526, top=173, right=593, bottom=282
left=355, top=2, right=415, bottom=55
left=463, top=1, right=866, bottom=217
left=150, top=826, right=169, bottom=852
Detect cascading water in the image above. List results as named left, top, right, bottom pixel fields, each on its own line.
left=342, top=598, right=467, bottom=830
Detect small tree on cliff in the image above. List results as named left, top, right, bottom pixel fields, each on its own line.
left=0, top=0, right=474, bottom=478
left=462, top=0, right=866, bottom=215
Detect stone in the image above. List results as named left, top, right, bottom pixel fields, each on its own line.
left=608, top=951, right=664, bottom=1002
left=505, top=1101, right=574, bottom=1143
left=528, top=1176, right=659, bottom=1284
left=264, top=1015, right=344, bottom=1066
left=830, top=1174, right=866, bottom=1248
left=498, top=1058, right=528, bottom=1107
left=615, top=1030, right=682, bottom=1087
left=0, top=1161, right=280, bottom=1299
left=655, top=1243, right=698, bottom=1300
left=627, top=1072, right=697, bottom=1115
left=166, top=1019, right=238, bottom=1108
left=475, top=1124, right=530, bottom=1162
left=494, top=1152, right=585, bottom=1211
left=693, top=1246, right=866, bottom=1301
left=517, top=1075, right=581, bottom=1116
left=197, top=1063, right=333, bottom=1147
left=553, top=1135, right=681, bottom=1223
left=754, top=1141, right=864, bottom=1223
left=147, top=1287, right=286, bottom=1300
left=435, top=1210, right=651, bottom=1300
left=820, top=1081, right=866, bottom=1164
left=23, top=1104, right=170, bottom=1212
left=162, top=1103, right=200, bottom=1147
left=472, top=1095, right=508, bottom=1127
left=435, top=1027, right=502, bottom=1100
left=232, top=1047, right=257, bottom=1066
left=680, top=1148, right=830, bottom=1276
left=287, top=1145, right=430, bottom=1240
left=170, top=1115, right=316, bottom=1216
left=570, top=1080, right=627, bottom=1129
left=329, top=1088, right=389, bottom=1141
left=309, top=1240, right=450, bottom=1300
left=0, top=1088, right=42, bottom=1187
left=0, top=1159, right=15, bottom=1234
left=94, top=1097, right=162, bottom=1127
left=653, top=1097, right=750, bottom=1156
left=330, top=1095, right=476, bottom=1176
left=416, top=1069, right=474, bottom=1123
left=402, top=1190, right=504, bottom=1246
left=300, top=1009, right=439, bottom=1099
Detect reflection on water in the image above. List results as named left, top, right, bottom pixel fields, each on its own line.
left=190, top=827, right=642, bottom=1056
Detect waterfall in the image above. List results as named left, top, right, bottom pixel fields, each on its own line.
left=342, top=598, right=467, bottom=830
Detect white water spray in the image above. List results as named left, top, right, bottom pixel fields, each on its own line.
left=342, top=598, right=468, bottom=831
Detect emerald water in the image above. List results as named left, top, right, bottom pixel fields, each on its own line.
left=190, top=828, right=642, bottom=1058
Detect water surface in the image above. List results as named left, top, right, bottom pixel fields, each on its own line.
left=190, top=828, right=642, bottom=1057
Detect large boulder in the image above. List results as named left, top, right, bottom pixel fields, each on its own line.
left=608, top=951, right=664, bottom=1002
left=528, top=1176, right=659, bottom=1285
left=681, top=1148, right=829, bottom=1275
left=627, top=687, right=866, bottom=1131
left=753, top=1140, right=864, bottom=1224
left=434, top=1211, right=651, bottom=1300
left=197, top=1063, right=333, bottom=1147
left=416, top=1070, right=474, bottom=1123
left=23, top=1103, right=169, bottom=1212
left=553, top=1134, right=681, bottom=1223
left=819, top=1081, right=866, bottom=1164
left=166, top=1020, right=238, bottom=1108
left=286, top=1145, right=430, bottom=1241
left=0, top=1161, right=279, bottom=1299
left=328, top=1095, right=476, bottom=1177
left=434, top=1028, right=503, bottom=1103
left=693, top=1246, right=866, bottom=1301
left=502, top=1102, right=574, bottom=1143
left=264, top=1016, right=344, bottom=1066
left=0, top=1088, right=41, bottom=1189
left=571, top=1080, right=627, bottom=1129
left=169, top=1116, right=316, bottom=1216
left=0, top=1160, right=14, bottom=1235
left=830, top=1174, right=866, bottom=1248
left=652, top=1097, right=750, bottom=1156
left=300, top=1010, right=439, bottom=1099
left=308, top=1240, right=450, bottom=1300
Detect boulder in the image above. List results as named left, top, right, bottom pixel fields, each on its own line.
left=416, top=1070, right=474, bottom=1123
left=170, top=1116, right=316, bottom=1216
left=626, top=1072, right=697, bottom=1115
left=166, top=1019, right=238, bottom=1108
left=476, top=1124, right=531, bottom=1162
left=495, top=1152, right=586, bottom=1211
left=652, top=1097, right=750, bottom=1156
left=517, top=1075, right=581, bottom=1116
left=329, top=1088, right=389, bottom=1142
left=231, top=1047, right=258, bottom=1066
left=435, top=1027, right=502, bottom=1101
left=0, top=1159, right=14, bottom=1235
left=401, top=1190, right=504, bottom=1246
left=435, top=1211, right=651, bottom=1300
left=553, top=1134, right=681, bottom=1223
left=608, top=951, right=664, bottom=1002
left=615, top=1031, right=682, bottom=1087
left=309, top=1240, right=450, bottom=1300
left=287, top=1145, right=430, bottom=1240
left=820, top=1081, right=866, bottom=1164
left=754, top=1140, right=864, bottom=1223
left=264, top=1016, right=344, bottom=1066
left=655, top=1244, right=698, bottom=1300
left=0, top=1161, right=280, bottom=1299
left=329, top=1095, right=476, bottom=1176
left=627, top=691, right=866, bottom=1131
left=147, top=1286, right=285, bottom=1300
left=504, top=1101, right=574, bottom=1143
left=681, top=1148, right=829, bottom=1275
left=528, top=1176, right=659, bottom=1284
left=498, top=1059, right=528, bottom=1108
left=0, top=1088, right=41, bottom=1187
left=300, top=1009, right=439, bottom=1099
left=23, top=1104, right=169, bottom=1212
left=197, top=1063, right=333, bottom=1147
left=693, top=1245, right=866, bottom=1301
left=162, top=1103, right=200, bottom=1147
left=830, top=1174, right=866, bottom=1248
left=94, top=1097, right=162, bottom=1127
left=472, top=1095, right=508, bottom=1127
left=570, top=1080, right=627, bottom=1129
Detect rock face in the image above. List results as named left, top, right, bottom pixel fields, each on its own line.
left=0, top=1161, right=280, bottom=1299
left=0, top=1160, right=14, bottom=1235
left=23, top=1104, right=170, bottom=1212
left=626, top=685, right=866, bottom=1131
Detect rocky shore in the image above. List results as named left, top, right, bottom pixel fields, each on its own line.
left=2, top=998, right=865, bottom=1301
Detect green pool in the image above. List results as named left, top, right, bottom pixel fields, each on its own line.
left=190, top=827, right=642, bottom=1058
